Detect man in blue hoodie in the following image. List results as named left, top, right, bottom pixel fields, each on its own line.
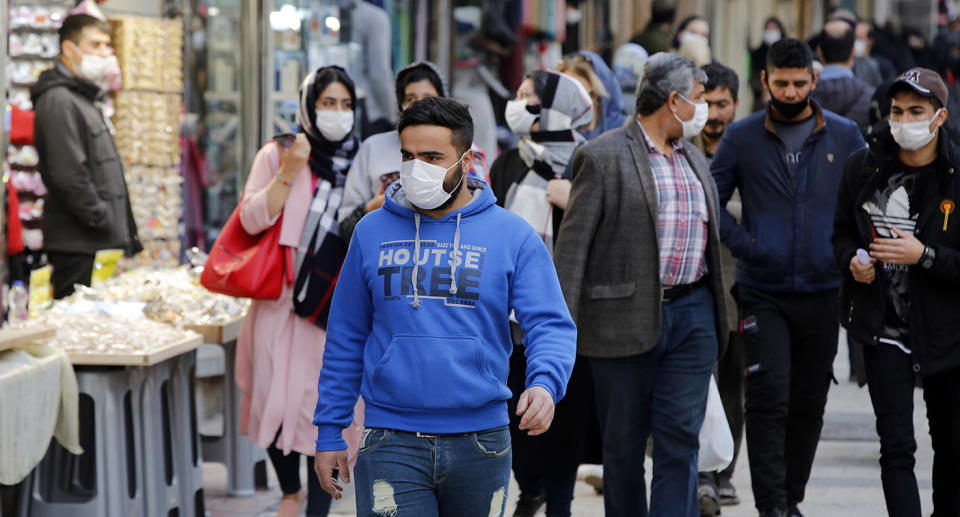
left=710, top=39, right=865, bottom=517
left=312, top=96, right=577, bottom=516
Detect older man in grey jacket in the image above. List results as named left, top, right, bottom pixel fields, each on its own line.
left=554, top=53, right=727, bottom=517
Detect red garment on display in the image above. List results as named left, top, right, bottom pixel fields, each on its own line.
left=201, top=206, right=292, bottom=300
left=9, top=105, right=35, bottom=146
left=6, top=182, right=25, bottom=256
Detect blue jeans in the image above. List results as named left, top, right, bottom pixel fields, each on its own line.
left=591, top=285, right=718, bottom=517
left=354, top=426, right=512, bottom=517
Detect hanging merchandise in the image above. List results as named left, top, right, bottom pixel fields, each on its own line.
left=108, top=16, right=185, bottom=268
left=521, top=0, right=566, bottom=42
left=5, top=1, right=71, bottom=258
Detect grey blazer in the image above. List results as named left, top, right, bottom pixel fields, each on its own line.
left=554, top=120, right=728, bottom=359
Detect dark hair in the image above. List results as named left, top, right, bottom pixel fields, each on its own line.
left=314, top=66, right=357, bottom=108
left=673, top=15, right=708, bottom=48
left=764, top=16, right=787, bottom=39
left=766, top=38, right=814, bottom=72
left=702, top=63, right=739, bottom=100
left=395, top=64, right=445, bottom=109
left=397, top=97, right=474, bottom=155
left=819, top=21, right=856, bottom=64
left=59, top=14, right=111, bottom=48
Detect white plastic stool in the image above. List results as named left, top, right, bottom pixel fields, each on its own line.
left=136, top=360, right=182, bottom=517
left=24, top=366, right=144, bottom=517
left=170, top=351, right=204, bottom=516
left=197, top=341, right=271, bottom=496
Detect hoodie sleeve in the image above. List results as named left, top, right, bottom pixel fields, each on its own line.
left=510, top=229, right=577, bottom=403
left=710, top=127, right=756, bottom=261
left=313, top=228, right=373, bottom=451
left=34, top=89, right=109, bottom=230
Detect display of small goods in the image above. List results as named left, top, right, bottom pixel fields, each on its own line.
left=112, top=91, right=181, bottom=167
left=64, top=266, right=249, bottom=326
left=106, top=15, right=185, bottom=269
left=20, top=307, right=200, bottom=356
left=108, top=16, right=183, bottom=93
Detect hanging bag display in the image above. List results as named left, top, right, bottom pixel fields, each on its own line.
left=200, top=205, right=292, bottom=300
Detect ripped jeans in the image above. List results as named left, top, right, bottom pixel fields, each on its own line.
left=354, top=427, right=511, bottom=517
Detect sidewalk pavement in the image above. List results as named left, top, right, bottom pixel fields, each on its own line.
left=205, top=338, right=934, bottom=516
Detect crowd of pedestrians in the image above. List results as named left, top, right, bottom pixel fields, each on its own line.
left=215, top=6, right=960, bottom=517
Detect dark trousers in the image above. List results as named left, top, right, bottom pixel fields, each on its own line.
left=739, top=286, right=838, bottom=512
left=591, top=285, right=718, bottom=517
left=508, top=323, right=600, bottom=517
left=924, top=366, right=960, bottom=517
left=699, top=331, right=745, bottom=486
left=864, top=345, right=960, bottom=517
left=863, top=343, right=922, bottom=517
left=267, top=432, right=331, bottom=516
left=47, top=251, right=95, bottom=299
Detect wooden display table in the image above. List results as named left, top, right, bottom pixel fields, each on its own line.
left=184, top=316, right=242, bottom=346
left=66, top=335, right=203, bottom=366
left=0, top=327, right=55, bottom=353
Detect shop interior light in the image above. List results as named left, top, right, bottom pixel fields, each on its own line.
left=324, top=16, right=340, bottom=32
left=269, top=4, right=302, bottom=31
left=207, top=6, right=220, bottom=16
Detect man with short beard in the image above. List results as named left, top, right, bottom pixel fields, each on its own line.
left=693, top=62, right=744, bottom=517
left=710, top=39, right=865, bottom=517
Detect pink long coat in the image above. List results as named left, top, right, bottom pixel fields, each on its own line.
left=235, top=142, right=364, bottom=459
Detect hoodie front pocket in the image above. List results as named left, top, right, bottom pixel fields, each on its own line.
left=370, top=335, right=502, bottom=410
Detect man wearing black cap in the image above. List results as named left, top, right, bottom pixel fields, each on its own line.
left=833, top=67, right=960, bottom=517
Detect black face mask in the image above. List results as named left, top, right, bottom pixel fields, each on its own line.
left=769, top=95, right=810, bottom=119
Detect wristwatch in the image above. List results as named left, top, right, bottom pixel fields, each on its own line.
left=920, top=245, right=937, bottom=269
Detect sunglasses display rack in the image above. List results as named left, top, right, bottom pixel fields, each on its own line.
left=107, top=15, right=185, bottom=268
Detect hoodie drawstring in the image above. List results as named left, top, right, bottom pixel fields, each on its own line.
left=411, top=212, right=422, bottom=309
left=449, top=212, right=462, bottom=295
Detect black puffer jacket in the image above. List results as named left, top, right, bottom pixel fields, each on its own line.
left=30, top=64, right=141, bottom=256
left=833, top=124, right=960, bottom=377
left=812, top=76, right=875, bottom=132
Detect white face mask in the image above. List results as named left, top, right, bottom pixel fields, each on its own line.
left=854, top=39, right=867, bottom=58
left=673, top=94, right=709, bottom=139
left=762, top=29, right=782, bottom=47
left=505, top=99, right=539, bottom=135
left=315, top=109, right=354, bottom=141
left=399, top=153, right=465, bottom=209
left=69, top=42, right=114, bottom=84
left=890, top=109, right=942, bottom=151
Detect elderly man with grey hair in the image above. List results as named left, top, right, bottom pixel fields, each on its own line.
left=554, top=52, right=728, bottom=517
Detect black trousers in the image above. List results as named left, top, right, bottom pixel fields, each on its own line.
left=699, top=331, right=745, bottom=486
left=866, top=343, right=960, bottom=517
left=739, top=286, right=838, bottom=512
left=47, top=251, right=95, bottom=300
left=508, top=330, right=599, bottom=517
left=267, top=430, right=331, bottom=517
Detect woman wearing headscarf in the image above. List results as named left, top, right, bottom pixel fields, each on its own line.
left=544, top=51, right=628, bottom=219
left=490, top=70, right=602, bottom=517
left=556, top=51, right=626, bottom=141
left=235, top=66, right=363, bottom=517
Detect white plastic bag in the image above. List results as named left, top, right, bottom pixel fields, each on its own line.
left=698, top=375, right=734, bottom=472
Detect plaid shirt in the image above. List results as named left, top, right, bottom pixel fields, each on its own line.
left=638, top=123, right=709, bottom=287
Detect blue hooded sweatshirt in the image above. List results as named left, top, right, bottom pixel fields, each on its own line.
left=313, top=178, right=577, bottom=451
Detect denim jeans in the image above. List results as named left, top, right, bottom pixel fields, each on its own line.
left=591, top=285, right=718, bottom=517
left=354, top=426, right=512, bottom=517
